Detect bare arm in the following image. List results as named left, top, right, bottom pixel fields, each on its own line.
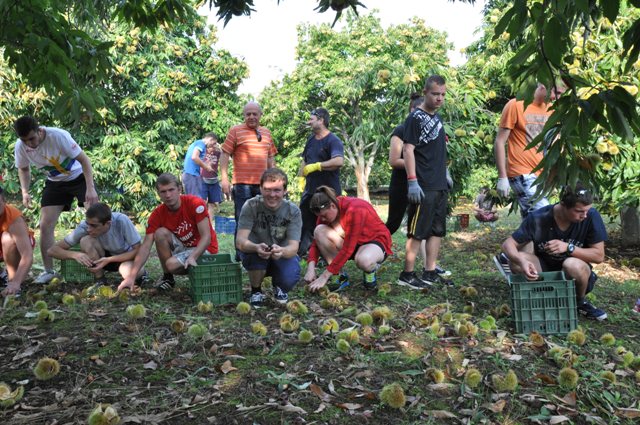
left=116, top=234, right=154, bottom=292
left=494, top=128, right=511, bottom=178
left=319, top=156, right=343, bottom=171
left=267, top=156, right=276, bottom=168
left=191, top=147, right=211, bottom=172
left=388, top=136, right=404, bottom=169
left=5, top=217, right=33, bottom=288
left=403, top=143, right=417, bottom=177
left=220, top=151, right=231, bottom=196
left=17, top=167, right=32, bottom=207
left=74, top=152, right=99, bottom=205
left=183, top=218, right=212, bottom=268
left=544, top=240, right=605, bottom=264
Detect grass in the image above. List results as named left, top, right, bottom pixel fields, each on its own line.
left=0, top=201, right=639, bottom=424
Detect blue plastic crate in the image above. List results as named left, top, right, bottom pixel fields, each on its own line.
left=214, top=216, right=236, bottom=234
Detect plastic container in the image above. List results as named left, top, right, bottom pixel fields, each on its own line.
left=189, top=253, right=242, bottom=304
left=59, top=246, right=94, bottom=283
left=509, top=271, right=577, bottom=335
left=214, top=216, right=237, bottom=234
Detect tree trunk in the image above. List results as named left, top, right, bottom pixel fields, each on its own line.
left=354, top=158, right=370, bottom=202
left=620, top=206, right=640, bottom=247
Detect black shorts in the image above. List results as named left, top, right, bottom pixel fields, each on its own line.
left=101, top=250, right=122, bottom=272
left=41, top=175, right=87, bottom=211
left=350, top=241, right=388, bottom=261
left=406, top=190, right=447, bottom=240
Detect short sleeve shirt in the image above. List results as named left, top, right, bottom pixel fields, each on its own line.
left=301, top=132, right=344, bottom=195
left=0, top=204, right=24, bottom=233
left=64, top=212, right=141, bottom=254
left=183, top=140, right=207, bottom=176
left=511, top=204, right=607, bottom=270
left=14, top=127, right=84, bottom=181
left=237, top=196, right=302, bottom=247
left=222, top=124, right=278, bottom=185
left=499, top=99, right=550, bottom=177
left=403, top=109, right=448, bottom=190
left=146, top=195, right=218, bottom=253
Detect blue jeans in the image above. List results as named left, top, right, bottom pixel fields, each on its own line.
left=508, top=174, right=549, bottom=218
left=241, top=253, right=301, bottom=293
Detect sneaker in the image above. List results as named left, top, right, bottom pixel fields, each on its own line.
left=274, top=286, right=288, bottom=304
left=493, top=253, right=511, bottom=280
left=34, top=270, right=60, bottom=284
left=397, top=271, right=430, bottom=290
left=435, top=265, right=452, bottom=277
left=420, top=270, right=454, bottom=287
left=577, top=301, right=607, bottom=321
left=250, top=291, right=266, bottom=308
left=362, top=271, right=377, bottom=290
left=135, top=270, right=152, bottom=287
left=328, top=273, right=350, bottom=292
left=154, top=276, right=175, bottom=291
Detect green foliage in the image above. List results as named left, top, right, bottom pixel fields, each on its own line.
left=491, top=1, right=640, bottom=213
left=261, top=11, right=493, bottom=200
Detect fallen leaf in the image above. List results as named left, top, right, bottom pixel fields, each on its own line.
left=143, top=360, right=158, bottom=370
left=616, top=408, right=640, bottom=419
left=424, top=410, right=458, bottom=419
left=310, top=384, right=332, bottom=402
left=51, top=337, right=71, bottom=344
left=88, top=310, right=108, bottom=317
left=278, top=402, right=307, bottom=414
left=12, top=342, right=43, bottom=361
left=549, top=415, right=570, bottom=424
left=483, top=399, right=507, bottom=413
left=314, top=403, right=327, bottom=414
left=220, top=360, right=237, bottom=374
left=534, top=373, right=556, bottom=385
left=552, top=392, right=576, bottom=407
left=336, top=403, right=362, bottom=411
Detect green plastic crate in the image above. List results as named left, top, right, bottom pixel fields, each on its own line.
left=509, top=271, right=578, bottom=335
left=59, top=246, right=94, bottom=283
left=189, top=253, right=242, bottom=304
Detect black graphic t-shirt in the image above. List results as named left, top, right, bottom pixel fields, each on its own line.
left=402, top=108, right=448, bottom=190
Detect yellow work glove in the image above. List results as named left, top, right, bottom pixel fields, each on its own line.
left=296, top=176, right=306, bottom=192
left=303, top=162, right=322, bottom=176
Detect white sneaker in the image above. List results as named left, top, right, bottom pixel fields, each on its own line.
left=35, top=270, right=60, bottom=284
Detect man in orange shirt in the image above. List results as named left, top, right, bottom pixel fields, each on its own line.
left=220, top=102, right=277, bottom=256
left=494, top=83, right=563, bottom=218
left=0, top=186, right=35, bottom=297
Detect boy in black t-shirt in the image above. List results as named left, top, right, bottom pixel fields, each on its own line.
left=501, top=184, right=608, bottom=321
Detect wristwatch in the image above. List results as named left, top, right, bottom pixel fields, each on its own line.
left=566, top=243, right=575, bottom=256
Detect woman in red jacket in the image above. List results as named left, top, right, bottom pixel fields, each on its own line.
left=305, top=186, right=392, bottom=291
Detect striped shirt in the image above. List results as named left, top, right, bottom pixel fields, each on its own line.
left=222, top=124, right=277, bottom=185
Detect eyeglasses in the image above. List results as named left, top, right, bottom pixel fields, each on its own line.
left=255, top=129, right=262, bottom=142
left=311, top=203, right=330, bottom=214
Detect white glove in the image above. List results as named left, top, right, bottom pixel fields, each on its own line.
left=497, top=177, right=510, bottom=198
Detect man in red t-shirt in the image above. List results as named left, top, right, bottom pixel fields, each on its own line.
left=117, top=173, right=218, bottom=293
left=0, top=186, right=35, bottom=297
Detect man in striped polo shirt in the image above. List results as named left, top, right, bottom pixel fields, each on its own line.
left=220, top=102, right=277, bottom=257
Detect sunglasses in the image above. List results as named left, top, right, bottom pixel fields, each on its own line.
left=311, top=203, right=330, bottom=214
left=255, top=129, right=262, bottom=142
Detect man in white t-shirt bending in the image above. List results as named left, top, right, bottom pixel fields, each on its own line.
left=13, top=116, right=99, bottom=284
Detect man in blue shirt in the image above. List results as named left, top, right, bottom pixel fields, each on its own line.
left=501, top=183, right=608, bottom=321
left=182, top=133, right=218, bottom=198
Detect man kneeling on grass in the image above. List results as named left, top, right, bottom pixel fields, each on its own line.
left=117, top=173, right=218, bottom=293
left=236, top=168, right=302, bottom=308
left=48, top=202, right=149, bottom=291
left=501, top=183, right=608, bottom=321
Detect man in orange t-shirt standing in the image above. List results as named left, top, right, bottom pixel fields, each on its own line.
left=220, top=102, right=277, bottom=256
left=494, top=83, right=563, bottom=218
